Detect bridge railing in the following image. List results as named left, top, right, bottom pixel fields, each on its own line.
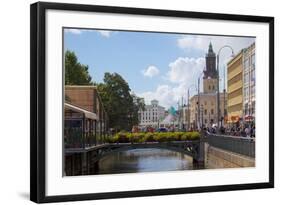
left=64, top=127, right=109, bottom=149
left=205, top=132, right=255, bottom=158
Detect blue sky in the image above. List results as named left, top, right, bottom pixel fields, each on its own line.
left=64, top=28, right=254, bottom=109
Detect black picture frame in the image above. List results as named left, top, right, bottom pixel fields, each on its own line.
left=30, top=1, right=274, bottom=203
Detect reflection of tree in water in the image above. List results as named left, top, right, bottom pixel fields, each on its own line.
left=93, top=148, right=194, bottom=175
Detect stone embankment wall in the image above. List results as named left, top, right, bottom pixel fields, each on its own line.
left=205, top=143, right=255, bottom=168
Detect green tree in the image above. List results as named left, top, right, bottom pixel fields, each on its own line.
left=97, top=72, right=145, bottom=131
left=65, top=50, right=93, bottom=85
left=131, top=93, right=145, bottom=126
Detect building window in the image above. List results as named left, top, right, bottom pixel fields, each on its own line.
left=251, top=69, right=255, bottom=82
left=211, top=109, right=214, bottom=115
left=244, top=58, right=249, bottom=71
left=244, top=72, right=249, bottom=84
left=244, top=87, right=249, bottom=98
left=204, top=109, right=207, bottom=115
left=251, top=53, right=255, bottom=70
left=251, top=86, right=255, bottom=97
left=244, top=103, right=248, bottom=115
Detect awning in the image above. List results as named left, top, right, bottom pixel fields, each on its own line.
left=228, top=115, right=240, bottom=123
left=65, top=103, right=98, bottom=120
left=244, top=115, right=254, bottom=121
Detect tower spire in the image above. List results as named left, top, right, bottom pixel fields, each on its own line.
left=203, top=42, right=217, bottom=93
left=208, top=42, right=214, bottom=53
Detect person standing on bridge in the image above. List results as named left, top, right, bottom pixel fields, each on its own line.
left=245, top=126, right=251, bottom=138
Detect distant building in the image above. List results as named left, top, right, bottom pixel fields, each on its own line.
left=227, top=42, right=255, bottom=124
left=189, top=93, right=227, bottom=129
left=138, top=100, right=165, bottom=127
left=188, top=42, right=227, bottom=129
left=227, top=51, right=243, bottom=123
left=180, top=105, right=189, bottom=130
left=242, top=43, right=255, bottom=122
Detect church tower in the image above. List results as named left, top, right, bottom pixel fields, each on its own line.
left=203, top=42, right=218, bottom=93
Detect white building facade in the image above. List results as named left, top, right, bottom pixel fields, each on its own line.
left=242, top=42, right=255, bottom=121
left=138, top=100, right=165, bottom=127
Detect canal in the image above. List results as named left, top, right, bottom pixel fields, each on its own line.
left=64, top=135, right=256, bottom=176
left=92, top=148, right=200, bottom=175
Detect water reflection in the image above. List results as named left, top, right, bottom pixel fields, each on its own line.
left=94, top=148, right=194, bottom=175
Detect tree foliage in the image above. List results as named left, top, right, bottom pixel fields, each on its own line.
left=131, top=93, right=145, bottom=126
left=97, top=72, right=145, bottom=131
left=65, top=50, right=93, bottom=85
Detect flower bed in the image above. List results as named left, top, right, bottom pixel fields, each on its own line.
left=106, top=131, right=200, bottom=143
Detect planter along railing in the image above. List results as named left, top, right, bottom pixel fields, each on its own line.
left=107, top=132, right=200, bottom=144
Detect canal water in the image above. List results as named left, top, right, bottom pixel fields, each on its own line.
left=92, top=148, right=198, bottom=175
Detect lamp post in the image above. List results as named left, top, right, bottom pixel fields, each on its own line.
left=216, top=45, right=235, bottom=129
left=223, top=65, right=227, bottom=127
left=201, top=104, right=204, bottom=128
left=177, top=101, right=180, bottom=131
left=187, top=84, right=197, bottom=131
left=197, top=72, right=204, bottom=130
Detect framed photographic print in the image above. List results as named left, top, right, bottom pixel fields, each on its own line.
left=30, top=1, right=274, bottom=203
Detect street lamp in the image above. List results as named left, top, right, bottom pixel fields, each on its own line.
left=201, top=104, right=204, bottom=128
left=187, top=84, right=197, bottom=131
left=197, top=72, right=204, bottom=130
left=216, top=45, right=235, bottom=129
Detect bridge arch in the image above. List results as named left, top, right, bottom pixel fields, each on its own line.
left=87, top=141, right=203, bottom=164
left=65, top=141, right=206, bottom=175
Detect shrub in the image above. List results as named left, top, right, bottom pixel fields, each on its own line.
left=144, top=132, right=155, bottom=142
left=130, top=133, right=145, bottom=143
left=109, top=135, right=119, bottom=143
left=190, top=132, right=200, bottom=140
left=153, top=132, right=168, bottom=142
left=181, top=132, right=193, bottom=141
left=180, top=134, right=187, bottom=141
left=116, top=132, right=130, bottom=143
left=165, top=132, right=174, bottom=141
left=174, top=132, right=184, bottom=141
left=107, top=131, right=200, bottom=143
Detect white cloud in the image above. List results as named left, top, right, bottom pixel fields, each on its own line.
left=177, top=35, right=255, bottom=56
left=65, top=29, right=114, bottom=38
left=64, top=29, right=83, bottom=35
left=177, top=35, right=209, bottom=50
left=137, top=85, right=176, bottom=109
left=137, top=82, right=193, bottom=109
left=177, top=35, right=255, bottom=67
left=167, top=57, right=204, bottom=83
left=142, top=65, right=160, bottom=78
left=97, top=30, right=113, bottom=38
left=138, top=57, right=204, bottom=109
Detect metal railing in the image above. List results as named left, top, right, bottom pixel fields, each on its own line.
left=205, top=132, right=255, bottom=158
left=64, top=127, right=109, bottom=149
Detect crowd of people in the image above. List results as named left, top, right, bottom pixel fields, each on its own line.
left=128, top=121, right=256, bottom=138
left=206, top=123, right=255, bottom=138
